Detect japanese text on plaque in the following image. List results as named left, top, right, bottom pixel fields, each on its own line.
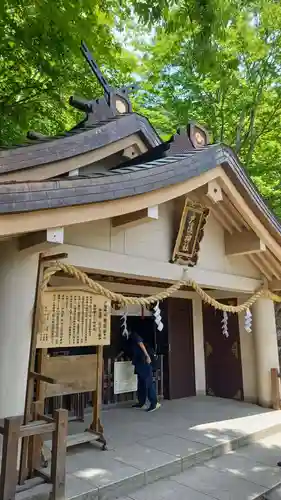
left=37, top=290, right=111, bottom=348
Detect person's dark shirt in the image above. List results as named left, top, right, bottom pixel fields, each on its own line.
left=129, top=333, right=144, bottom=366
left=129, top=332, right=152, bottom=377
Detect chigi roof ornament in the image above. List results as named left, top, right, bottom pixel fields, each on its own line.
left=69, top=41, right=139, bottom=126
left=187, top=121, right=210, bottom=149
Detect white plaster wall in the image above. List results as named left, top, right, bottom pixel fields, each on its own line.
left=197, top=214, right=261, bottom=279
left=64, top=203, right=261, bottom=280
left=64, top=201, right=173, bottom=262
left=0, top=239, right=38, bottom=418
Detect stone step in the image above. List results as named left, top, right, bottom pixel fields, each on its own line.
left=264, top=485, right=281, bottom=499
left=112, top=431, right=281, bottom=500
left=64, top=422, right=281, bottom=500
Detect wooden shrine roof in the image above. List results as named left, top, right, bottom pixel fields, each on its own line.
left=0, top=143, right=279, bottom=242
left=0, top=113, right=161, bottom=174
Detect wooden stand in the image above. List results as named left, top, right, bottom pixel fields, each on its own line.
left=37, top=348, right=106, bottom=452
left=0, top=408, right=68, bottom=500
left=19, top=253, right=108, bottom=485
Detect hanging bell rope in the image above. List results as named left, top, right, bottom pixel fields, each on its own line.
left=39, top=261, right=281, bottom=318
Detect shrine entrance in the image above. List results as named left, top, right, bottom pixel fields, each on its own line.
left=202, top=299, right=244, bottom=401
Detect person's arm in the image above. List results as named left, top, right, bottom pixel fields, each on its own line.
left=138, top=342, right=151, bottom=364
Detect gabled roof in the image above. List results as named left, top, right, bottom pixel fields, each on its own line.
left=1, top=108, right=281, bottom=284
left=0, top=144, right=279, bottom=243
left=0, top=113, right=161, bottom=175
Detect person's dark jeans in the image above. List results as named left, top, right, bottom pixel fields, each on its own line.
left=137, top=367, right=157, bottom=407
left=137, top=375, right=147, bottom=406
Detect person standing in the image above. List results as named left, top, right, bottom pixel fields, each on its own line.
left=129, top=331, right=160, bottom=412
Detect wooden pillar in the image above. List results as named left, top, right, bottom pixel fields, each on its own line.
left=0, top=416, right=21, bottom=500
left=93, top=346, right=104, bottom=433
left=51, top=409, right=68, bottom=500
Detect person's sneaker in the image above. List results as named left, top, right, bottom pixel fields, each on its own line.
left=146, top=403, right=161, bottom=413
left=132, top=403, right=146, bottom=409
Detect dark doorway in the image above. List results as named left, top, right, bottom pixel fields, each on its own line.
left=104, top=315, right=155, bottom=361
left=160, top=298, right=196, bottom=400
left=127, top=316, right=156, bottom=350
left=202, top=299, right=244, bottom=401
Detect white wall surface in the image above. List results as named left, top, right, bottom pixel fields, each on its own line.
left=197, top=215, right=260, bottom=279
left=64, top=201, right=174, bottom=262
left=64, top=202, right=261, bottom=280
left=0, top=239, right=38, bottom=418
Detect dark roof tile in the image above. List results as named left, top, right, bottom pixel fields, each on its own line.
left=0, top=145, right=280, bottom=246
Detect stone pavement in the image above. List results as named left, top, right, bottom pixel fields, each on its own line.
left=55, top=396, right=281, bottom=499
left=116, top=431, right=281, bottom=500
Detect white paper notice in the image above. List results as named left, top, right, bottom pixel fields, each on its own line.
left=114, top=361, right=138, bottom=394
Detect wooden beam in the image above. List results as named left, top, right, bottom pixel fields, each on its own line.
left=18, top=227, right=64, bottom=253
left=248, top=254, right=271, bottom=280
left=111, top=206, right=159, bottom=230
left=266, top=251, right=281, bottom=279
left=206, top=180, right=223, bottom=203
left=193, top=182, right=223, bottom=203
left=211, top=206, right=234, bottom=234
left=197, top=194, right=234, bottom=233
left=223, top=197, right=250, bottom=229
left=63, top=244, right=262, bottom=292
left=225, top=229, right=266, bottom=256
left=256, top=252, right=278, bottom=279
left=217, top=203, right=242, bottom=232
left=122, top=144, right=143, bottom=159
left=269, top=279, right=281, bottom=291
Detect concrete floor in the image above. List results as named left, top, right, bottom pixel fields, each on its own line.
left=55, top=396, right=281, bottom=499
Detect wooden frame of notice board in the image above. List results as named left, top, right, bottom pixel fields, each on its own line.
left=19, top=253, right=111, bottom=484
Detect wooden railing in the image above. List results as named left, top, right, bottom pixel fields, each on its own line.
left=0, top=409, right=67, bottom=500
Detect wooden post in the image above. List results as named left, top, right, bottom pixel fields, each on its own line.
left=28, top=401, right=45, bottom=477
left=19, top=253, right=68, bottom=483
left=19, top=254, right=44, bottom=483
left=92, top=346, right=103, bottom=433
left=271, top=368, right=280, bottom=410
left=51, top=409, right=68, bottom=500
left=0, top=416, right=21, bottom=500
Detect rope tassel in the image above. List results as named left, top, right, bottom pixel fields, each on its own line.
left=121, top=311, right=129, bottom=339
left=221, top=311, right=229, bottom=338
left=244, top=308, right=252, bottom=333
left=153, top=302, right=164, bottom=332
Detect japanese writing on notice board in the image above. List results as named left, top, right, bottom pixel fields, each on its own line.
left=37, top=290, right=111, bottom=348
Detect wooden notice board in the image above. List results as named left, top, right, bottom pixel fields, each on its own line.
left=37, top=289, right=111, bottom=348
left=41, top=354, right=98, bottom=398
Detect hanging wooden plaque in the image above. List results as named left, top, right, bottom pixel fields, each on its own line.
left=37, top=289, right=111, bottom=348
left=172, top=199, right=209, bottom=266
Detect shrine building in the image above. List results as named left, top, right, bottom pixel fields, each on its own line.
left=1, top=49, right=281, bottom=425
